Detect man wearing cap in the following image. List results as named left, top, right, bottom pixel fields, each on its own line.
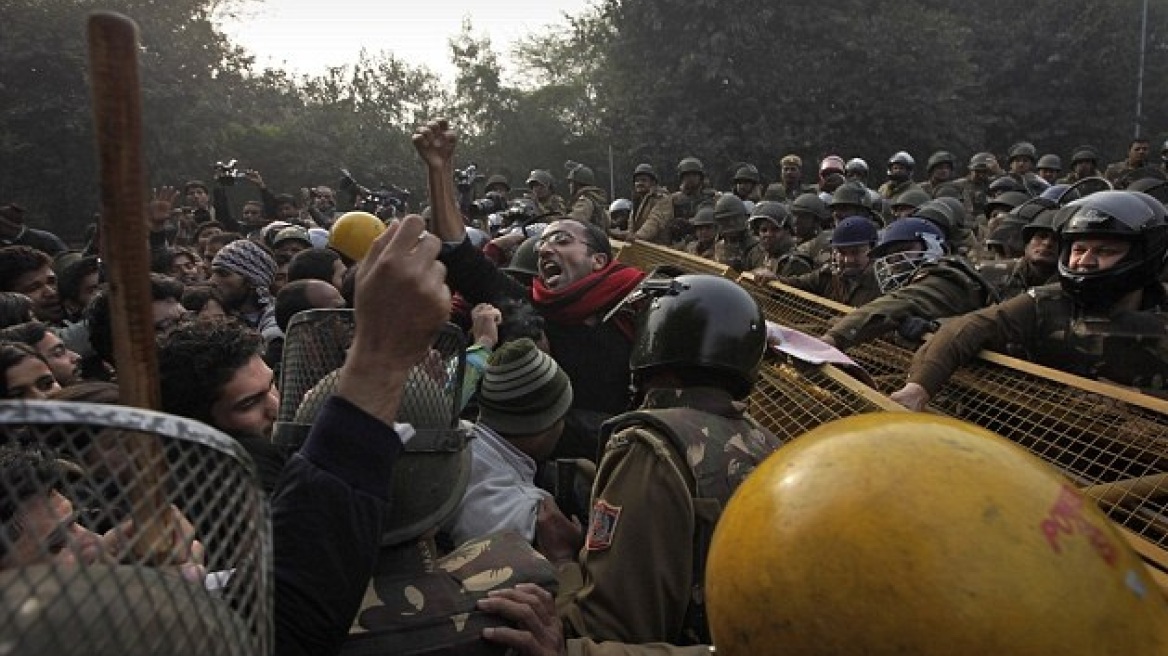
left=821, top=218, right=997, bottom=352
left=1105, top=138, right=1150, bottom=186
left=1036, top=154, right=1062, bottom=185
left=272, top=226, right=313, bottom=260
left=919, top=151, right=956, bottom=198
left=620, top=163, right=673, bottom=245
left=977, top=206, right=1059, bottom=301
left=1058, top=146, right=1102, bottom=184
left=544, top=273, right=782, bottom=645
left=763, top=154, right=815, bottom=202
left=669, top=158, right=717, bottom=249
left=526, top=169, right=567, bottom=217
left=685, top=203, right=717, bottom=260
left=566, top=163, right=610, bottom=231
left=211, top=238, right=281, bottom=347
left=951, top=152, right=997, bottom=222
left=445, top=338, right=579, bottom=551
left=780, top=216, right=882, bottom=307
left=745, top=201, right=797, bottom=282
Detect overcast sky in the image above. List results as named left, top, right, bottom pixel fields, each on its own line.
left=217, top=0, right=593, bottom=81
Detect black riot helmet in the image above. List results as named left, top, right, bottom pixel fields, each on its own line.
left=1056, top=190, right=1168, bottom=309
left=627, top=274, right=766, bottom=399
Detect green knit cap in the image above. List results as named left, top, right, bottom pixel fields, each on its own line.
left=478, top=338, right=573, bottom=435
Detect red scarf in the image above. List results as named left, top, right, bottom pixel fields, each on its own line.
left=531, top=260, right=645, bottom=336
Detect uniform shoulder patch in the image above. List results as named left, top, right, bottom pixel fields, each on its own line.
left=585, top=499, right=622, bottom=551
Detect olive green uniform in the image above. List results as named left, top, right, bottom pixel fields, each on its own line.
left=535, top=193, right=568, bottom=217
left=762, top=182, right=816, bottom=203
left=569, top=185, right=611, bottom=230
left=781, top=264, right=882, bottom=307
left=976, top=257, right=1057, bottom=301
left=715, top=235, right=763, bottom=272
left=632, top=189, right=677, bottom=245
left=950, top=176, right=991, bottom=227
left=908, top=282, right=1168, bottom=397
left=685, top=240, right=714, bottom=260
left=823, top=258, right=996, bottom=351
left=557, top=387, right=781, bottom=645
left=876, top=179, right=923, bottom=200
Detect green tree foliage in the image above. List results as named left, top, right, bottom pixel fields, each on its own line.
left=4, top=0, right=1168, bottom=241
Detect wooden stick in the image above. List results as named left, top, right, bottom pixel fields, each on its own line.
left=87, top=11, right=171, bottom=559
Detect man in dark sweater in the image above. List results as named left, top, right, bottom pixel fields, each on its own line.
left=272, top=214, right=451, bottom=655
left=414, top=119, right=645, bottom=461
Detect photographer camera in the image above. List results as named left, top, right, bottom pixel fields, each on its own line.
left=189, top=160, right=281, bottom=235
left=455, top=163, right=486, bottom=221
left=467, top=191, right=509, bottom=232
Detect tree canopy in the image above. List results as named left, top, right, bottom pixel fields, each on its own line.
left=3, top=0, right=1168, bottom=237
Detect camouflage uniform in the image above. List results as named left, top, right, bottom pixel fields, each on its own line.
left=557, top=387, right=782, bottom=645
left=631, top=188, right=676, bottom=245
left=823, top=258, right=997, bottom=351
left=569, top=185, right=611, bottom=231
left=976, top=257, right=1057, bottom=301
left=907, top=282, right=1168, bottom=397
left=780, top=264, right=882, bottom=307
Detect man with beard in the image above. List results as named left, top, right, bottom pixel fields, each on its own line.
left=977, top=207, right=1059, bottom=300
left=158, top=319, right=287, bottom=494
left=210, top=238, right=281, bottom=348
left=416, top=119, right=645, bottom=461
left=780, top=216, right=882, bottom=307
left=0, top=246, right=62, bottom=325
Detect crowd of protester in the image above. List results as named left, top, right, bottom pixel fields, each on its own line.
left=0, top=122, right=1166, bottom=654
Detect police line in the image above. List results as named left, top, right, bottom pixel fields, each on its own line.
left=611, top=238, right=1168, bottom=588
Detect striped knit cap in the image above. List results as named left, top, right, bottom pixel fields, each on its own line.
left=478, top=338, right=573, bottom=435
left=212, top=239, right=276, bottom=306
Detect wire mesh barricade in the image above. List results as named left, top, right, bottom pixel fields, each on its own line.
left=274, top=309, right=355, bottom=449
left=276, top=312, right=470, bottom=546
left=617, top=239, right=1168, bottom=563
left=0, top=400, right=270, bottom=655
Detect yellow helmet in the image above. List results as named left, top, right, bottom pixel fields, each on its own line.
left=706, top=413, right=1168, bottom=655
left=329, top=211, right=385, bottom=261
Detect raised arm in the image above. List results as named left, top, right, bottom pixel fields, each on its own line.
left=412, top=118, right=465, bottom=243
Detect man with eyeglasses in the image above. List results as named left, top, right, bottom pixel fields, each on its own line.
left=415, top=119, right=646, bottom=461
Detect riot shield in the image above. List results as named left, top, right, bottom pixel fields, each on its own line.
left=0, top=400, right=270, bottom=655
